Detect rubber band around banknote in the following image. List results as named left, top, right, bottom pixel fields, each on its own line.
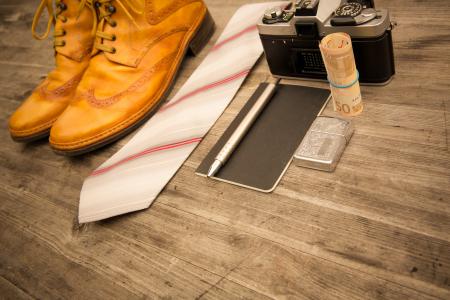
left=328, top=70, right=359, bottom=89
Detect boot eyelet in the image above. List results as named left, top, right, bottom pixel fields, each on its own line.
left=107, top=5, right=116, bottom=13
left=62, top=29, right=66, bottom=35
left=94, top=1, right=101, bottom=8
left=61, top=40, right=66, bottom=46
left=111, top=47, right=116, bottom=54
left=111, top=20, right=117, bottom=27
left=58, top=2, right=67, bottom=11
left=111, top=34, right=116, bottom=41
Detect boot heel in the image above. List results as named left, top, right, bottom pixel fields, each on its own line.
left=188, top=10, right=215, bottom=56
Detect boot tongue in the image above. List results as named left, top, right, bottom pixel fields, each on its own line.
left=54, top=0, right=94, bottom=62
left=94, top=0, right=147, bottom=67
left=95, top=0, right=196, bottom=67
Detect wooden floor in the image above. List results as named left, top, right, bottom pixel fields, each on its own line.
left=1, top=0, right=449, bottom=299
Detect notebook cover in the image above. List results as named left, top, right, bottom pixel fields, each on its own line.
left=196, top=83, right=330, bottom=192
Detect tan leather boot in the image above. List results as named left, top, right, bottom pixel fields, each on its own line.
left=49, top=0, right=214, bottom=155
left=8, top=0, right=95, bottom=142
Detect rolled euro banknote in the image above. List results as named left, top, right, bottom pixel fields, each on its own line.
left=319, top=32, right=363, bottom=116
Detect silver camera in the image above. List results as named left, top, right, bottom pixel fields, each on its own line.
left=257, top=0, right=396, bottom=84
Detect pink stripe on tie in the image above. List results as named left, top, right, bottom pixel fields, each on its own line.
left=212, top=24, right=258, bottom=51
left=160, top=68, right=250, bottom=112
left=90, top=137, right=202, bottom=177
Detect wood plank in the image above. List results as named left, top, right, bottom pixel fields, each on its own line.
left=445, top=99, right=450, bottom=152
left=199, top=278, right=273, bottom=300
left=0, top=220, right=141, bottom=299
left=158, top=165, right=450, bottom=296
left=0, top=0, right=449, bottom=298
left=228, top=242, right=443, bottom=300
left=2, top=182, right=448, bottom=299
left=0, top=183, right=269, bottom=299
left=0, top=276, right=33, bottom=300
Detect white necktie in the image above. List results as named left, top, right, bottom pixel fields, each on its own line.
left=79, top=2, right=286, bottom=223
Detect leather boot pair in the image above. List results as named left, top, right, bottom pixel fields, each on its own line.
left=9, top=0, right=214, bottom=155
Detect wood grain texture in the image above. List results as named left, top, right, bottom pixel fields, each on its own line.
left=0, top=0, right=449, bottom=299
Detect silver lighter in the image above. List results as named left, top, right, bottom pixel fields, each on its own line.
left=294, top=116, right=354, bottom=172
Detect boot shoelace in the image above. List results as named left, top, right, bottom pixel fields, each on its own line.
left=32, top=0, right=96, bottom=47
left=92, top=0, right=143, bottom=54
left=32, top=0, right=142, bottom=53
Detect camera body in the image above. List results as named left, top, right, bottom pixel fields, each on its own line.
left=257, top=0, right=395, bottom=85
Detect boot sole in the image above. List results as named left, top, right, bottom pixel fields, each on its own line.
left=11, top=128, right=51, bottom=143
left=53, top=9, right=215, bottom=156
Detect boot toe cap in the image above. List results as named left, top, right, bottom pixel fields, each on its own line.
left=9, top=93, right=66, bottom=140
left=49, top=103, right=125, bottom=153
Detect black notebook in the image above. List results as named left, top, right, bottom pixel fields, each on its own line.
left=196, top=83, right=330, bottom=192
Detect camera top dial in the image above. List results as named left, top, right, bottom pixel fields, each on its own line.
left=331, top=1, right=378, bottom=26
left=335, top=2, right=363, bottom=17
left=348, top=0, right=374, bottom=9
